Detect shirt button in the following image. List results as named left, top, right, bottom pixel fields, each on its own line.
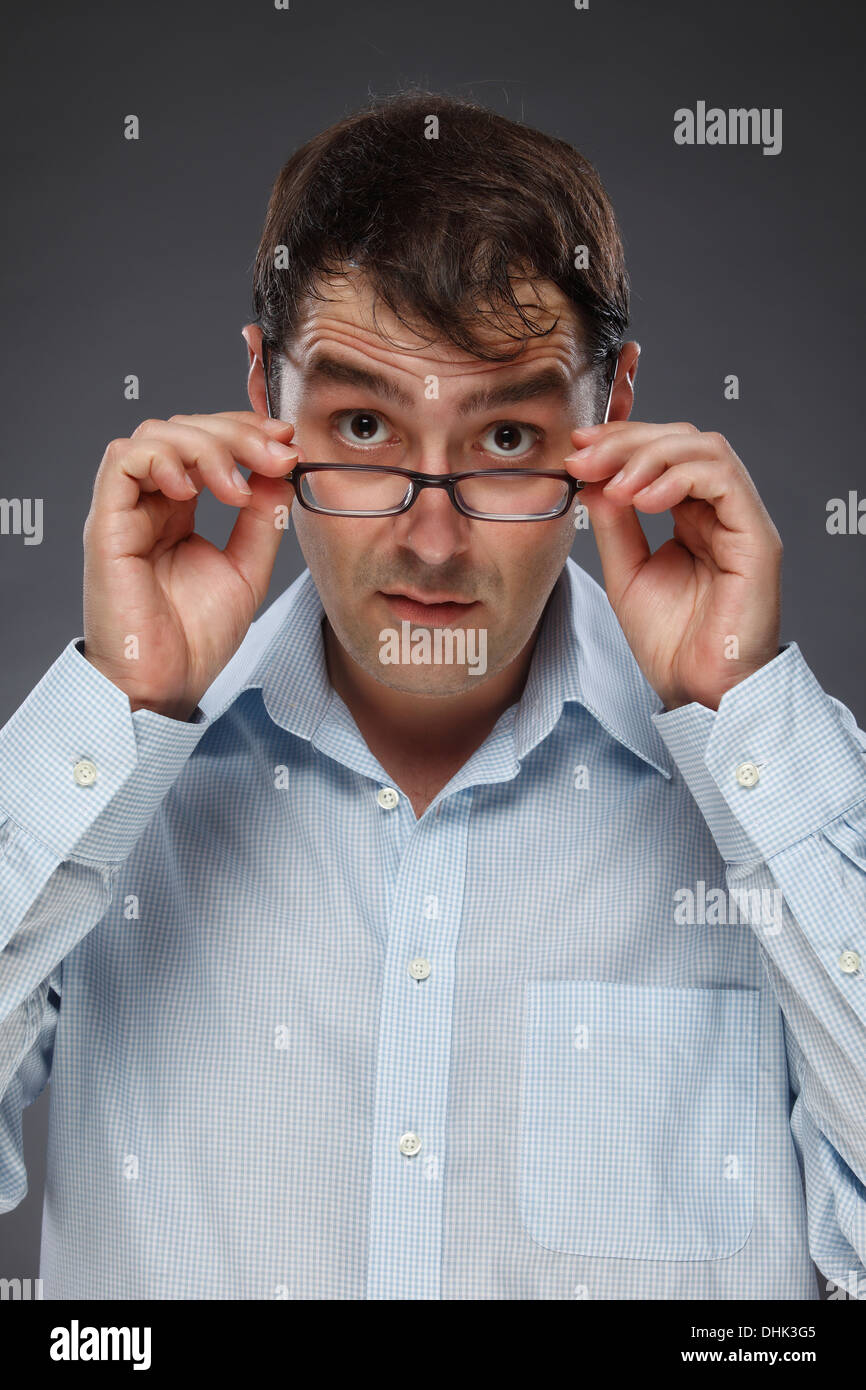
left=72, top=759, right=97, bottom=787
left=735, top=761, right=760, bottom=788
left=398, top=1131, right=422, bottom=1156
left=408, top=957, right=431, bottom=980
left=377, top=786, right=400, bottom=810
left=839, top=950, right=861, bottom=974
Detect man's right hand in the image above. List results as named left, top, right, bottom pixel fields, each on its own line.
left=82, top=411, right=299, bottom=721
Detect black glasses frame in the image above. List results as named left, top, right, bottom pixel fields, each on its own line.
left=286, top=462, right=581, bottom=522
left=260, top=341, right=619, bottom=522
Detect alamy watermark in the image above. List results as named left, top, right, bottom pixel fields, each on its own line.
left=826, top=490, right=865, bottom=534
left=49, top=1320, right=151, bottom=1371
left=0, top=1276, right=43, bottom=1299
left=0, top=497, right=43, bottom=545
left=674, top=879, right=783, bottom=934
left=674, top=102, right=782, bottom=156
left=378, top=621, right=487, bottom=676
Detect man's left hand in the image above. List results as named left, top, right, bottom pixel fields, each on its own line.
left=565, top=421, right=783, bottom=711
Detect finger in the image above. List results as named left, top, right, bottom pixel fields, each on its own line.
left=600, top=432, right=720, bottom=497
left=93, top=436, right=204, bottom=515
left=570, top=419, right=699, bottom=443
left=160, top=414, right=299, bottom=478
left=205, top=409, right=298, bottom=439
left=628, top=457, right=769, bottom=540
left=97, top=419, right=294, bottom=514
left=671, top=500, right=722, bottom=569
left=564, top=422, right=699, bottom=482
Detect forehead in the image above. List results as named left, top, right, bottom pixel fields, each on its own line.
left=284, top=267, right=587, bottom=384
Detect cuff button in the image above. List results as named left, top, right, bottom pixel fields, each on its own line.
left=735, top=761, right=760, bottom=788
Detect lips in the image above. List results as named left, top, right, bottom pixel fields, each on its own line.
left=380, top=590, right=479, bottom=627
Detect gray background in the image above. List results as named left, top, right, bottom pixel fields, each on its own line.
left=1, top=0, right=862, bottom=1290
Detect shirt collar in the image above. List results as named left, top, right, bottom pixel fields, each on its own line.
left=510, top=558, right=673, bottom=778
left=198, top=558, right=673, bottom=780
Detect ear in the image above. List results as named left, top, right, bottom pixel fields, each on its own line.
left=241, top=323, right=268, bottom=415
left=610, top=341, right=641, bottom=423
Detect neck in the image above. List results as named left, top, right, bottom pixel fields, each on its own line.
left=323, top=616, right=542, bottom=761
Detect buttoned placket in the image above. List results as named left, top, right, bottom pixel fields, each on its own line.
left=366, top=782, right=473, bottom=1299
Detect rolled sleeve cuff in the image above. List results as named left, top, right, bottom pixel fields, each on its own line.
left=651, top=643, right=866, bottom=864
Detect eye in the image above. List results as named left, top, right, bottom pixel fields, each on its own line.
left=479, top=421, right=540, bottom=459
left=334, top=410, right=393, bottom=447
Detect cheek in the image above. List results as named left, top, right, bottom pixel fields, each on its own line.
left=293, top=513, right=359, bottom=593
left=291, top=509, right=331, bottom=581
left=496, top=527, right=572, bottom=608
left=493, top=521, right=570, bottom=578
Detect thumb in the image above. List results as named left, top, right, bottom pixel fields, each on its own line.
left=223, top=472, right=294, bottom=609
left=583, top=484, right=651, bottom=608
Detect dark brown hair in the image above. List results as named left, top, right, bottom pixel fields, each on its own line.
left=252, top=88, right=630, bottom=412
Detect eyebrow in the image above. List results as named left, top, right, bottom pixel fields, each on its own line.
left=456, top=367, right=572, bottom=416
left=304, top=352, right=572, bottom=415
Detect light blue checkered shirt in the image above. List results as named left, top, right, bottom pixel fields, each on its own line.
left=1, top=557, right=865, bottom=1299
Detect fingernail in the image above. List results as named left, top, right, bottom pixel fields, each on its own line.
left=564, top=449, right=592, bottom=462
left=605, top=469, right=626, bottom=488
left=231, top=466, right=252, bottom=494
left=266, top=440, right=298, bottom=459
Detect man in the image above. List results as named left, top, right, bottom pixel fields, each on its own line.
left=1, top=90, right=864, bottom=1300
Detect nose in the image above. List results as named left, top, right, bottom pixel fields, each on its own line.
left=390, top=472, right=472, bottom=566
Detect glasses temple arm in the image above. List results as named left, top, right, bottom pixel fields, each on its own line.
left=262, top=341, right=275, bottom=420
left=602, top=353, right=619, bottom=424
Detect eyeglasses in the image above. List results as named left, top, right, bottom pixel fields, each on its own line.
left=260, top=341, right=618, bottom=521
left=284, top=462, right=583, bottom=521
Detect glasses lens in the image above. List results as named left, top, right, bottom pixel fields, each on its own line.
left=298, top=468, right=412, bottom=514
left=456, top=472, right=570, bottom=519
left=296, top=467, right=571, bottom=518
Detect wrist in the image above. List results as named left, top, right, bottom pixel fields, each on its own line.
left=82, top=648, right=197, bottom=722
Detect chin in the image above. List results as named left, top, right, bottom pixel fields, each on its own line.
left=372, top=665, right=490, bottom=696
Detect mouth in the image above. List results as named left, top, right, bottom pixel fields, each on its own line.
left=379, top=590, right=480, bottom=627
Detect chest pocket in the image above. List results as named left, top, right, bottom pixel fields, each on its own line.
left=518, top=980, right=760, bottom=1261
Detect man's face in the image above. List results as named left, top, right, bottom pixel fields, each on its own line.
left=268, top=269, right=600, bottom=696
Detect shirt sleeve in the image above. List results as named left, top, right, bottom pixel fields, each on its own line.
left=651, top=641, right=866, bottom=1298
left=0, top=637, right=211, bottom=1211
